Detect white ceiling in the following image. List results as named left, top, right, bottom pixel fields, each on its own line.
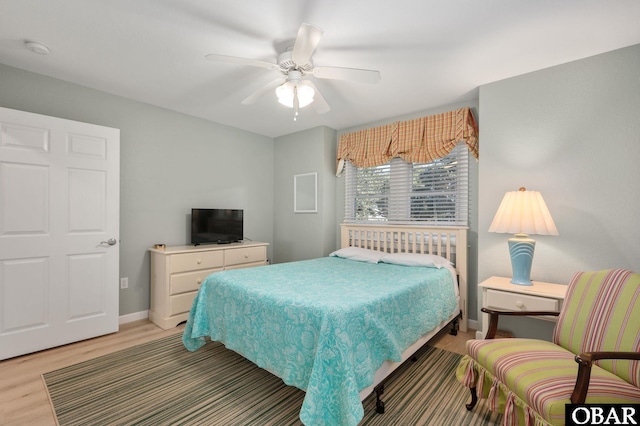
left=1, top=1, right=639, bottom=138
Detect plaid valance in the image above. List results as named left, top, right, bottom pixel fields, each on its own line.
left=337, top=107, right=478, bottom=172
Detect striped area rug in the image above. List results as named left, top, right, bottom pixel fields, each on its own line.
left=43, top=333, right=501, bottom=426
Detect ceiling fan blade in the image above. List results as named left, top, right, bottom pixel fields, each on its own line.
left=306, top=81, right=330, bottom=114
left=291, top=23, right=324, bottom=65
left=241, top=78, right=286, bottom=105
left=205, top=54, right=279, bottom=71
left=312, top=66, right=381, bottom=84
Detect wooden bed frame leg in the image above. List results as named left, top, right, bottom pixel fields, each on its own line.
left=374, top=383, right=385, bottom=414
left=449, top=316, right=459, bottom=336
left=465, top=387, right=478, bottom=411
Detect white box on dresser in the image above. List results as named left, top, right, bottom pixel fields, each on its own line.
left=149, top=241, right=269, bottom=329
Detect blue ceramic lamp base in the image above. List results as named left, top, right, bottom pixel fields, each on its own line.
left=508, top=235, right=536, bottom=286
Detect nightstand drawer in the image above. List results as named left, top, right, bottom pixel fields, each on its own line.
left=171, top=251, right=224, bottom=273
left=486, top=289, right=559, bottom=311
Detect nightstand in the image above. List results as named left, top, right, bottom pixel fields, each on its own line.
left=477, top=276, right=567, bottom=339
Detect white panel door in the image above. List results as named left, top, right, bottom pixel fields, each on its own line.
left=0, top=107, right=119, bottom=360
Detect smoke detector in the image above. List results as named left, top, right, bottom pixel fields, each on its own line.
left=25, top=40, right=50, bottom=55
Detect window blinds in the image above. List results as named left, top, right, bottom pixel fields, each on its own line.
left=344, top=143, right=469, bottom=225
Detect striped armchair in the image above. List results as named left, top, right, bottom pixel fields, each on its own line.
left=457, top=269, right=640, bottom=426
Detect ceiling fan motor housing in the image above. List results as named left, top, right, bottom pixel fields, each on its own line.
left=278, top=51, right=313, bottom=73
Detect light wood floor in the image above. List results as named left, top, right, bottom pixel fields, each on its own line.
left=0, top=320, right=475, bottom=426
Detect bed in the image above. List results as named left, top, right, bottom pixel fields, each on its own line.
left=183, top=224, right=468, bottom=426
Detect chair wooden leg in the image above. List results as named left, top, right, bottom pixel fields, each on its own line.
left=465, top=387, right=478, bottom=411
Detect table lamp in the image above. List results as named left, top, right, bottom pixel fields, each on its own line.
left=488, top=187, right=559, bottom=285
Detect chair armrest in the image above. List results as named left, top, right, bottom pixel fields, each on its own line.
left=571, top=351, right=640, bottom=403
left=480, top=308, right=560, bottom=339
left=577, top=351, right=640, bottom=363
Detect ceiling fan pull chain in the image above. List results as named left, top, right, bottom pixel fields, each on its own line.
left=293, top=86, right=300, bottom=121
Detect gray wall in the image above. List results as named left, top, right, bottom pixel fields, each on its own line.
left=334, top=100, right=480, bottom=324
left=273, top=126, right=337, bottom=263
left=0, top=63, right=274, bottom=317
left=478, top=44, right=640, bottom=338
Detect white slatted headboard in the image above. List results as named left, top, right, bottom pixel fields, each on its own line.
left=340, top=223, right=468, bottom=332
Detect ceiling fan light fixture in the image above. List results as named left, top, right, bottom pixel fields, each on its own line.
left=276, top=81, right=314, bottom=108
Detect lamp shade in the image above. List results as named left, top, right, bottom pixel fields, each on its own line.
left=488, top=188, right=558, bottom=236
left=489, top=188, right=558, bottom=285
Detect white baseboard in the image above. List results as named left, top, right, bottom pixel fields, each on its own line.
left=119, top=310, right=149, bottom=324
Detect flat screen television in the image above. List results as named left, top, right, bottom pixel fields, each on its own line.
left=191, top=208, right=243, bottom=245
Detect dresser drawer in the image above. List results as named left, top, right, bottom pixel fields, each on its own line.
left=486, top=289, right=559, bottom=311
left=170, top=268, right=220, bottom=295
left=171, top=250, right=223, bottom=273
left=169, top=292, right=197, bottom=316
left=225, top=261, right=266, bottom=270
left=225, top=246, right=266, bottom=266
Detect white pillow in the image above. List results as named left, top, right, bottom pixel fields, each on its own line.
left=380, top=252, right=451, bottom=269
left=329, top=247, right=384, bottom=263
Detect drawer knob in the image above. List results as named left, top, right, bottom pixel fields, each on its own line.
left=516, top=301, right=524, bottom=308
left=197, top=259, right=202, bottom=264
left=197, top=279, right=202, bottom=284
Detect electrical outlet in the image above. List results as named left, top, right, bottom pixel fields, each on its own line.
left=120, top=277, right=128, bottom=289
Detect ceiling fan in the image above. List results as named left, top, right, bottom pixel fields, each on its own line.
left=205, top=23, right=381, bottom=119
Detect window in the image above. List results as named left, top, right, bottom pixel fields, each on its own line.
left=344, top=142, right=469, bottom=225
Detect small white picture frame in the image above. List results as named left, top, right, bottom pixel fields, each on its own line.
left=294, top=172, right=317, bottom=213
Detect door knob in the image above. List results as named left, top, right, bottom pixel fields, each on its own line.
left=101, top=238, right=117, bottom=246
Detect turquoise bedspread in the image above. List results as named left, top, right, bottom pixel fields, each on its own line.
left=183, top=257, right=457, bottom=426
